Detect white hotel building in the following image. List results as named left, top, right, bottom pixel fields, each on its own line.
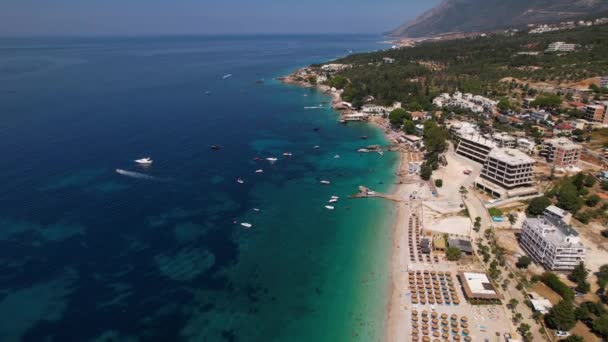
left=520, top=207, right=585, bottom=271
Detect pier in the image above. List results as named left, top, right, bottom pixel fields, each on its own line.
left=350, top=186, right=403, bottom=202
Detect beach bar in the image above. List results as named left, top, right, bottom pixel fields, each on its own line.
left=457, top=272, right=501, bottom=304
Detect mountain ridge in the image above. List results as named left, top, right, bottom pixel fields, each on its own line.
left=388, top=0, right=608, bottom=38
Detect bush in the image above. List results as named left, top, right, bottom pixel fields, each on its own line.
left=592, top=315, right=608, bottom=338
left=575, top=211, right=591, bottom=224
left=435, top=179, right=443, bottom=188
left=586, top=194, right=601, bottom=207
left=602, top=181, right=608, bottom=191
left=585, top=175, right=597, bottom=187
left=446, top=247, right=462, bottom=261
left=541, top=272, right=574, bottom=301
left=516, top=255, right=532, bottom=269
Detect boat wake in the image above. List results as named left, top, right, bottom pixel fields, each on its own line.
left=116, top=169, right=162, bottom=181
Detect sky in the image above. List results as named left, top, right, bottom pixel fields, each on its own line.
left=0, top=0, right=440, bottom=36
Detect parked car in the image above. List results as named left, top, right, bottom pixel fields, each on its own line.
left=555, top=330, right=570, bottom=338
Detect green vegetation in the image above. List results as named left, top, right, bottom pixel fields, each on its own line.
left=569, top=262, right=590, bottom=294
left=327, top=75, right=348, bottom=89
left=597, top=264, right=608, bottom=288
left=541, top=272, right=574, bottom=301
left=325, top=24, right=608, bottom=108
left=488, top=207, right=503, bottom=217
left=516, top=255, right=532, bottom=269
left=446, top=247, right=462, bottom=261
left=435, top=179, right=443, bottom=188
left=562, top=335, right=585, bottom=342
left=388, top=108, right=410, bottom=128
left=526, top=196, right=552, bottom=216
left=530, top=94, right=562, bottom=109
left=545, top=300, right=577, bottom=331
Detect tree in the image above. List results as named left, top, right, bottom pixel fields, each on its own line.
left=597, top=264, right=608, bottom=288
left=446, top=247, right=462, bottom=261
left=563, top=336, right=585, bottom=342
left=558, top=183, right=583, bottom=213
left=569, top=262, right=589, bottom=285
left=497, top=97, right=513, bottom=111
left=516, top=255, right=532, bottom=269
left=403, top=119, right=416, bottom=134
left=541, top=272, right=574, bottom=301
left=602, top=181, right=608, bottom=191
left=526, top=196, right=551, bottom=216
left=388, top=108, right=410, bottom=128
left=517, top=323, right=531, bottom=338
left=584, top=175, right=597, bottom=187
left=545, top=300, right=577, bottom=331
left=586, top=194, right=601, bottom=207
left=509, top=298, right=519, bottom=310
left=328, top=75, right=348, bottom=89
left=508, top=213, right=517, bottom=225
left=435, top=179, right=443, bottom=188
left=420, top=164, right=432, bottom=181
left=592, top=314, right=608, bottom=338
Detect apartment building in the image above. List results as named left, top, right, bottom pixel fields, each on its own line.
left=455, top=133, right=497, bottom=164
left=490, top=132, right=516, bottom=148
left=541, top=138, right=582, bottom=167
left=543, top=205, right=573, bottom=225
left=520, top=209, right=585, bottom=271
left=585, top=103, right=608, bottom=125
left=475, top=149, right=535, bottom=197
left=516, top=138, right=535, bottom=154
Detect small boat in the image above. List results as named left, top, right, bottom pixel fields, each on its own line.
left=339, top=120, right=347, bottom=124
left=253, top=208, right=260, bottom=212
left=255, top=169, right=264, bottom=173
left=360, top=136, right=368, bottom=140
left=266, top=157, right=278, bottom=163
left=331, top=195, right=339, bottom=200
left=222, top=74, right=232, bottom=79
left=325, top=205, right=335, bottom=210
left=313, top=146, right=320, bottom=149
left=240, top=222, right=252, bottom=228
left=378, top=151, right=384, bottom=156
left=210, top=145, right=223, bottom=150
left=282, top=152, right=293, bottom=157
left=204, top=90, right=212, bottom=95
left=320, top=180, right=331, bottom=185
left=334, top=155, right=340, bottom=159
left=357, top=148, right=370, bottom=153
left=328, top=199, right=338, bottom=203
left=134, top=157, right=153, bottom=165
left=237, top=178, right=245, bottom=184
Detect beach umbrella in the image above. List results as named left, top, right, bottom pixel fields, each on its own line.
left=412, top=310, right=418, bottom=316
left=422, top=310, right=428, bottom=316
left=441, top=320, right=448, bottom=326
left=412, top=299, right=419, bottom=304
left=422, top=317, right=429, bottom=323
left=422, top=323, right=429, bottom=330
left=464, top=336, right=471, bottom=342
left=442, top=325, right=449, bottom=332
left=411, top=336, right=419, bottom=342
left=422, top=336, right=430, bottom=342
left=412, top=316, right=418, bottom=321
left=451, top=327, right=459, bottom=334
left=453, top=335, right=460, bottom=340
left=450, top=322, right=457, bottom=327
left=442, top=332, right=449, bottom=339
left=450, top=314, right=457, bottom=320
left=412, top=329, right=419, bottom=335
left=433, top=331, right=440, bottom=338
left=463, top=329, right=469, bottom=335
left=422, top=330, right=429, bottom=336
left=461, top=323, right=468, bottom=328
left=432, top=318, right=438, bottom=324
left=461, top=316, right=468, bottom=322
left=431, top=312, right=438, bottom=318
left=412, top=322, right=419, bottom=329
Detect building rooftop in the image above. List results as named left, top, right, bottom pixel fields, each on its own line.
left=460, top=133, right=497, bottom=149
left=544, top=138, right=582, bottom=150
left=487, top=148, right=535, bottom=165
left=544, top=205, right=568, bottom=219
left=526, top=216, right=582, bottom=248
left=448, top=238, right=473, bottom=253
left=458, top=272, right=500, bottom=300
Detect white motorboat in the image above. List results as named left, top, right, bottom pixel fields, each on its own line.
left=253, top=208, right=260, bottom=212
left=222, top=74, right=232, bottom=79
left=266, top=157, right=278, bottom=163
left=135, top=157, right=153, bottom=165
left=240, top=222, right=252, bottom=228
left=320, top=180, right=331, bottom=185
left=378, top=151, right=384, bottom=156
left=255, top=169, right=264, bottom=173
left=325, top=205, right=335, bottom=210
left=282, top=152, right=293, bottom=157
left=313, top=146, right=320, bottom=149
left=328, top=199, right=338, bottom=203
left=334, top=155, right=340, bottom=159
left=330, top=195, right=339, bottom=199
left=237, top=178, right=245, bottom=184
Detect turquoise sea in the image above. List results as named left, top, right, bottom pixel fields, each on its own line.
left=0, top=35, right=398, bottom=341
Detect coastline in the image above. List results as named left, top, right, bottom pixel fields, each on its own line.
left=280, top=70, right=409, bottom=342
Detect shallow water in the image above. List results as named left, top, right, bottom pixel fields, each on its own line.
left=0, top=35, right=398, bottom=341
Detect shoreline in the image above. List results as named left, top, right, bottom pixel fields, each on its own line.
left=280, top=69, right=410, bottom=342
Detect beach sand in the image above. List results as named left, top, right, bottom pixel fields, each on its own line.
left=384, top=151, right=412, bottom=342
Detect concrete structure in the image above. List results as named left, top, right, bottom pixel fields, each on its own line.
left=490, top=132, right=516, bottom=148
left=546, top=41, right=577, bottom=52
left=543, top=205, right=573, bottom=225
left=475, top=148, right=536, bottom=198
left=585, top=103, right=608, bottom=125
left=455, top=133, right=496, bottom=164
left=457, top=272, right=501, bottom=301
left=516, top=138, right=535, bottom=154
left=433, top=234, right=447, bottom=251
left=520, top=210, right=585, bottom=271
left=382, top=57, right=395, bottom=64
left=540, top=138, right=582, bottom=167
left=528, top=292, right=553, bottom=314
left=433, top=92, right=497, bottom=113
left=523, top=97, right=536, bottom=109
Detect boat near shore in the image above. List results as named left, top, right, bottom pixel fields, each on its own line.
left=134, top=157, right=153, bottom=165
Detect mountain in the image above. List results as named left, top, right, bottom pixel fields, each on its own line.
left=388, top=0, right=608, bottom=38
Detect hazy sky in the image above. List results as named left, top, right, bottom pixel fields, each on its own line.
left=0, top=0, right=440, bottom=36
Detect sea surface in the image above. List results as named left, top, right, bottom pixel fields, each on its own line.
left=0, top=35, right=398, bottom=341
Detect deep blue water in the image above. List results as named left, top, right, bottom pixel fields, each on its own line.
left=0, top=35, right=397, bottom=341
